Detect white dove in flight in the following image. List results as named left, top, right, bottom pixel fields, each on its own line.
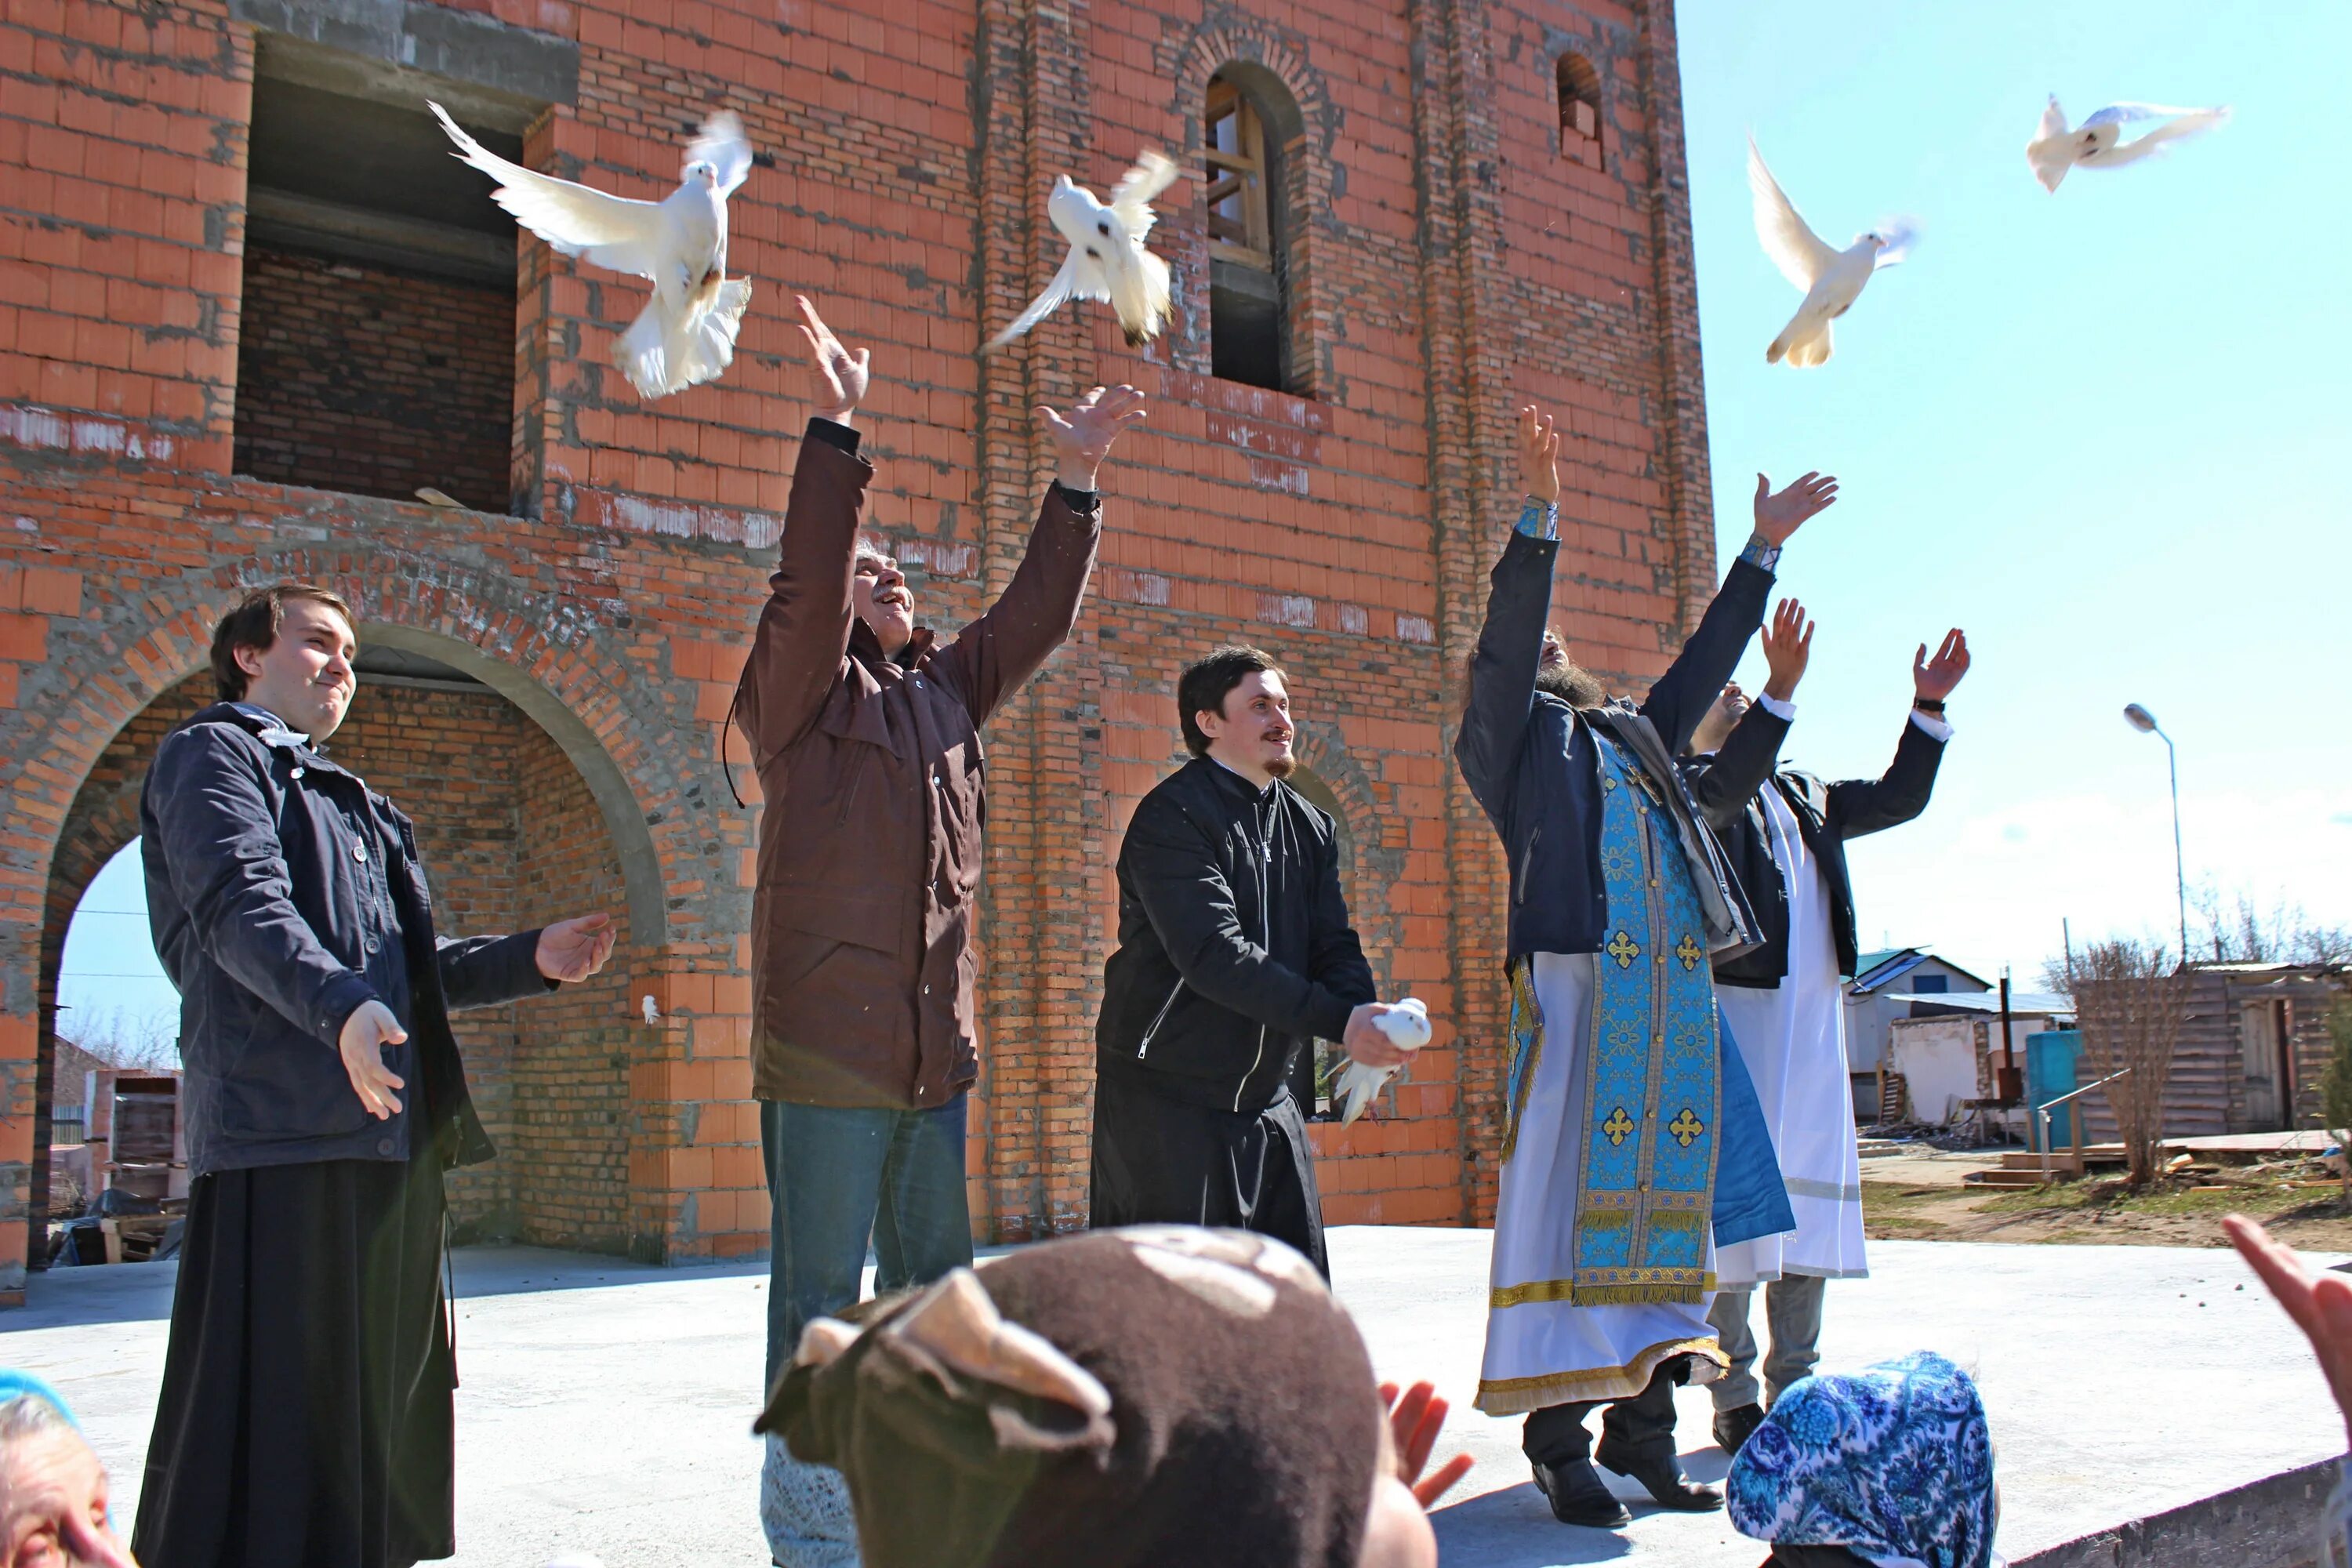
left=1333, top=999, right=1432, bottom=1127
left=2025, top=97, right=2230, bottom=194
left=431, top=102, right=757, bottom=400
left=986, top=151, right=1179, bottom=350
left=1748, top=137, right=1915, bottom=369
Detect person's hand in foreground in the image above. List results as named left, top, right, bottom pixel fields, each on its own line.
left=1382, top=1381, right=1475, bottom=1507
left=1360, top=1381, right=1473, bottom=1568
left=2226, top=1213, right=2352, bottom=1448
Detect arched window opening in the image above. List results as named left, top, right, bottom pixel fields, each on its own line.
left=1204, top=71, right=1290, bottom=391
left=1557, top=52, right=1603, bottom=170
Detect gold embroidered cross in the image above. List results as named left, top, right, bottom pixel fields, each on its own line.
left=1602, top=1107, right=1635, bottom=1145
left=1675, top=934, right=1703, bottom=971
left=1668, top=1108, right=1705, bottom=1147
left=1604, top=930, right=1640, bottom=967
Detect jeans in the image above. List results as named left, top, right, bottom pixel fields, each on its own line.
left=1708, top=1273, right=1827, bottom=1410
left=758, top=1097, right=973, bottom=1568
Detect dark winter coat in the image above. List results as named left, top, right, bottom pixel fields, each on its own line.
left=735, top=420, right=1101, bottom=1109
left=1454, top=528, right=1769, bottom=965
left=1095, top=758, right=1376, bottom=1114
left=141, top=702, right=550, bottom=1178
left=1686, top=710, right=1948, bottom=985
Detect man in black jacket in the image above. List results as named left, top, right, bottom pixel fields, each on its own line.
left=1090, top=645, right=1412, bottom=1276
left=132, top=585, right=615, bottom=1568
left=1457, top=406, right=1834, bottom=1531
left=1681, top=626, right=1969, bottom=1457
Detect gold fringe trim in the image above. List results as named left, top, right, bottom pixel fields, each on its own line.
left=1501, top=957, right=1543, bottom=1164
left=1489, top=1270, right=1716, bottom=1308
left=1473, top=1336, right=1730, bottom=1415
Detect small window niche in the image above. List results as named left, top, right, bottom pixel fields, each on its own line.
left=234, top=38, right=531, bottom=514
left=1557, top=52, right=1604, bottom=171
left=1203, top=70, right=1298, bottom=393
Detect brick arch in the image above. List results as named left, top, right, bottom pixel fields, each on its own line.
left=0, top=550, right=721, bottom=1272
left=1289, top=720, right=1406, bottom=993
left=2, top=547, right=695, bottom=955
left=1163, top=21, right=1338, bottom=398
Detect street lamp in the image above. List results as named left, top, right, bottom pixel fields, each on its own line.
left=2123, top=703, right=2189, bottom=963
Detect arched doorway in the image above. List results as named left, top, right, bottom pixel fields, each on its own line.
left=28, top=628, right=663, bottom=1267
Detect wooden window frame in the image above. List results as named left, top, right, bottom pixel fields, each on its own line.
left=1204, top=77, right=1275, bottom=273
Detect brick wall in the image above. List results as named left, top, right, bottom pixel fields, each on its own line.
left=233, top=246, right=517, bottom=514
left=0, top=0, right=1715, bottom=1294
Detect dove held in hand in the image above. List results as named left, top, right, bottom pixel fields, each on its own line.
left=987, top=151, right=1179, bottom=350
left=1336, top=999, right=1432, bottom=1126
left=2025, top=96, right=2230, bottom=194
left=432, top=102, right=756, bottom=400
left=1748, top=137, right=1914, bottom=369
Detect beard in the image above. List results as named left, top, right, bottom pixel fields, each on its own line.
left=1534, top=660, right=1607, bottom=709
left=1265, top=753, right=1296, bottom=779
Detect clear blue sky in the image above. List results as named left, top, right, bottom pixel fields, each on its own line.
left=54, top=0, right=2352, bottom=1051
left=1679, top=0, right=2352, bottom=981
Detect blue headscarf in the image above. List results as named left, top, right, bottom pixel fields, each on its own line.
left=0, top=1370, right=78, bottom=1428
left=1727, top=1351, right=1998, bottom=1568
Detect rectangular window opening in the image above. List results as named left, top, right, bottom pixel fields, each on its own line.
left=235, top=47, right=524, bottom=515
left=1205, top=78, right=1287, bottom=392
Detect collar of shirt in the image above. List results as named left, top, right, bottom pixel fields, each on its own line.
left=1207, top=753, right=1279, bottom=801
left=230, top=702, right=312, bottom=750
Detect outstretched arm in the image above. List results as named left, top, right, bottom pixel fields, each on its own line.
left=1455, top=407, right=1561, bottom=815
left=1828, top=629, right=1967, bottom=839
left=1640, top=472, right=1836, bottom=753
left=1685, top=599, right=1810, bottom=829
left=734, top=296, right=875, bottom=764
left=932, top=386, right=1145, bottom=727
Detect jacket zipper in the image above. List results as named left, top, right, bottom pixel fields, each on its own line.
left=1137, top=977, right=1185, bottom=1059
left=1515, top=826, right=1541, bottom=904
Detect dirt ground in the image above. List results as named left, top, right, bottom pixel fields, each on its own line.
left=1860, top=1148, right=2352, bottom=1252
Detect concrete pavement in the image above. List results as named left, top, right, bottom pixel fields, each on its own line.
left=0, top=1229, right=2339, bottom=1566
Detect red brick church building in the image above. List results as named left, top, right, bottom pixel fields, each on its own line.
left=0, top=0, right=1718, bottom=1297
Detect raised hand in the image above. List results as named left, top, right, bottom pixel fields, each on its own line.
left=338, top=1000, right=408, bottom=1120
left=1752, top=470, right=1839, bottom=545
left=1760, top=597, right=1814, bottom=701
left=794, top=294, right=870, bottom=425
left=1518, top=405, right=1560, bottom=504
left=1380, top=1381, right=1476, bottom=1509
left=1037, top=384, right=1148, bottom=491
left=537, top=913, right=618, bottom=983
left=1915, top=628, right=1970, bottom=702
left=2227, top=1214, right=2352, bottom=1447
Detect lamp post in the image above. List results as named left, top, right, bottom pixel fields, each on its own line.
left=2122, top=703, right=2189, bottom=963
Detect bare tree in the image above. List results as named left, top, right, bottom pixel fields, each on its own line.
left=60, top=1004, right=180, bottom=1072
left=2188, top=882, right=2352, bottom=967
left=2071, top=937, right=2190, bottom=1186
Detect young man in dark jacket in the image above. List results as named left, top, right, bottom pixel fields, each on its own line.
left=1680, top=622, right=1968, bottom=1456
left=1089, top=645, right=1414, bottom=1277
left=133, top=585, right=615, bottom=1568
left=735, top=297, right=1147, bottom=1563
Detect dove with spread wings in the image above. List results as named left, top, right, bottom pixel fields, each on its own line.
left=2025, top=97, right=2230, bottom=194
left=1747, top=137, right=1915, bottom=369
left=987, top=151, right=1179, bottom=350
left=431, top=103, right=756, bottom=400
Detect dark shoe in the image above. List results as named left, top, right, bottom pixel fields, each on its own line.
left=1594, top=1440, right=1724, bottom=1512
left=1530, top=1457, right=1632, bottom=1528
left=1713, top=1402, right=1766, bottom=1455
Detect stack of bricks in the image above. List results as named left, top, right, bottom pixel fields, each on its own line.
left=0, top=0, right=1714, bottom=1298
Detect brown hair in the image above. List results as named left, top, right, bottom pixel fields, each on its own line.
left=1178, top=644, right=1285, bottom=758
left=209, top=584, right=355, bottom=701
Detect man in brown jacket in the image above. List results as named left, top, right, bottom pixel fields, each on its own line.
left=737, top=296, right=1145, bottom=1564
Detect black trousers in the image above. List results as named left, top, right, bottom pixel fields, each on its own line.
left=133, top=1144, right=452, bottom=1568
left=1089, top=1068, right=1328, bottom=1276
left=1522, top=1355, right=1695, bottom=1469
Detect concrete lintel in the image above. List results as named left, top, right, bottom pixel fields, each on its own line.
left=235, top=0, right=579, bottom=128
